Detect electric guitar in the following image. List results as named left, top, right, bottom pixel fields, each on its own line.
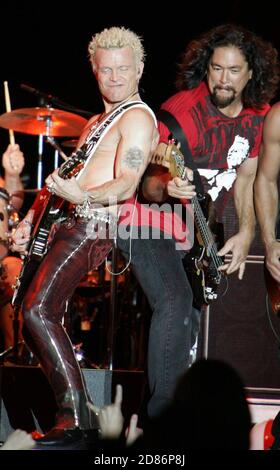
left=151, top=142, right=225, bottom=309
left=12, top=101, right=146, bottom=310
left=12, top=149, right=87, bottom=309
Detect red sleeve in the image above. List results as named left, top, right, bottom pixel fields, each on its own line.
left=249, top=121, right=264, bottom=158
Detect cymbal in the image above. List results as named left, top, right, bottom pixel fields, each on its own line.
left=62, top=139, right=79, bottom=148
left=0, top=107, right=88, bottom=137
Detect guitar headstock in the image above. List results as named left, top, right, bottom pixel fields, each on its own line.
left=151, top=142, right=185, bottom=178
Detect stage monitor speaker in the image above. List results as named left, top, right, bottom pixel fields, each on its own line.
left=203, top=257, right=280, bottom=394
left=0, top=366, right=112, bottom=442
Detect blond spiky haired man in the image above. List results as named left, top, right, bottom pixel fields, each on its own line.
left=12, top=26, right=158, bottom=447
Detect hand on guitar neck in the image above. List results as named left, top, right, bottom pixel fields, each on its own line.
left=167, top=175, right=196, bottom=203
left=142, top=141, right=226, bottom=308
left=141, top=142, right=196, bottom=203
left=11, top=210, right=34, bottom=255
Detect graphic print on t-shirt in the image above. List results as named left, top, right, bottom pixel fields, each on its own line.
left=159, top=82, right=269, bottom=221
left=198, top=134, right=250, bottom=201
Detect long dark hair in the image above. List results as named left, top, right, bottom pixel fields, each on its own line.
left=176, top=24, right=280, bottom=108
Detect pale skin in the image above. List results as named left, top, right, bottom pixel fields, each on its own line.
left=0, top=145, right=25, bottom=349
left=0, top=144, right=24, bottom=209
left=87, top=384, right=143, bottom=445
left=145, top=46, right=256, bottom=279
left=1, top=429, right=35, bottom=450
left=12, top=46, right=158, bottom=252
left=88, top=384, right=124, bottom=440
left=254, top=103, right=280, bottom=283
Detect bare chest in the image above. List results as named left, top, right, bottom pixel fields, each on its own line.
left=77, top=126, right=120, bottom=188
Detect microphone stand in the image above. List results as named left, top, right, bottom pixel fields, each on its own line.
left=37, top=134, right=44, bottom=189
left=36, top=115, right=51, bottom=189
left=21, top=89, right=86, bottom=187
left=36, top=107, right=64, bottom=188
left=45, top=136, right=68, bottom=162
left=33, top=99, right=52, bottom=189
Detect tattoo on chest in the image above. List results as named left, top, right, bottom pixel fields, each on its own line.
left=122, top=147, right=144, bottom=171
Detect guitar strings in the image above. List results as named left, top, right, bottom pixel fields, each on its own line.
left=193, top=197, right=223, bottom=273
left=179, top=161, right=223, bottom=275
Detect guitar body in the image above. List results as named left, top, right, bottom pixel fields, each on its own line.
left=147, top=142, right=225, bottom=309
left=264, top=263, right=280, bottom=317
left=183, top=195, right=224, bottom=309
left=11, top=145, right=91, bottom=309
left=12, top=194, right=66, bottom=308
left=183, top=244, right=206, bottom=309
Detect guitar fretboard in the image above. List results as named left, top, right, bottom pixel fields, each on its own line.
left=170, top=146, right=223, bottom=274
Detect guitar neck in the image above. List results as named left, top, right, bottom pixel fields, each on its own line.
left=154, top=143, right=223, bottom=268
left=176, top=160, right=222, bottom=264
left=192, top=196, right=223, bottom=267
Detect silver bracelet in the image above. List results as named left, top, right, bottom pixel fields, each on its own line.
left=81, top=191, right=96, bottom=210
left=75, top=191, right=98, bottom=218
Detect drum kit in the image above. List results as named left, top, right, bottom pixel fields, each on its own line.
left=0, top=107, right=87, bottom=137
left=0, top=106, right=88, bottom=188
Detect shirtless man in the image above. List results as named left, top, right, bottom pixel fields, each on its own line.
left=12, top=26, right=158, bottom=447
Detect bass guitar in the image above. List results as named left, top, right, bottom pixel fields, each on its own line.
left=151, top=142, right=225, bottom=309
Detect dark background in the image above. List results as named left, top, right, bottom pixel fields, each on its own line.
left=0, top=2, right=280, bottom=383
left=0, top=0, right=279, bottom=203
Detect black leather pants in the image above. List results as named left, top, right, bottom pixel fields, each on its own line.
left=22, top=217, right=113, bottom=430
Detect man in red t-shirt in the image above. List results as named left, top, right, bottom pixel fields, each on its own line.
left=118, top=24, right=280, bottom=420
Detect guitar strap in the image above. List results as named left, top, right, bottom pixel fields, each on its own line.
left=61, top=100, right=148, bottom=180
left=157, top=109, right=205, bottom=199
